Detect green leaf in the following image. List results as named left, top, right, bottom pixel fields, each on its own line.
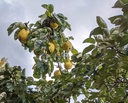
left=14, top=29, right=20, bottom=40
left=34, top=40, right=43, bottom=49
left=122, top=4, right=128, bottom=16
left=33, top=71, right=41, bottom=79
left=73, top=94, right=77, bottom=102
left=96, top=16, right=107, bottom=28
left=26, top=76, right=34, bottom=86
left=12, top=66, right=22, bottom=72
left=65, top=21, right=71, bottom=30
left=102, top=28, right=110, bottom=37
left=109, top=15, right=125, bottom=25
left=112, top=0, right=124, bottom=8
left=7, top=22, right=20, bottom=36
left=57, top=13, right=67, bottom=20
left=41, top=4, right=48, bottom=9
left=49, top=60, right=54, bottom=76
left=125, top=97, right=128, bottom=103
left=115, top=87, right=125, bottom=96
left=19, top=23, right=26, bottom=29
left=6, top=83, right=14, bottom=92
left=26, top=76, right=34, bottom=82
left=122, top=0, right=128, bottom=4
left=89, top=92, right=99, bottom=99
left=0, top=79, right=10, bottom=86
left=121, top=63, right=128, bottom=70
left=34, top=79, right=46, bottom=85
left=119, top=21, right=127, bottom=33
left=22, top=68, right=25, bottom=74
left=41, top=4, right=54, bottom=13
left=82, top=45, right=95, bottom=55
left=45, top=10, right=51, bottom=17
left=83, top=38, right=95, bottom=44
left=104, top=49, right=116, bottom=60
left=5, top=63, right=10, bottom=69
left=48, top=4, right=54, bottom=13
left=89, top=27, right=103, bottom=37
left=86, top=80, right=92, bottom=89
left=36, top=61, right=49, bottom=79
left=120, top=34, right=128, bottom=47
left=53, top=13, right=62, bottom=25
left=40, top=14, right=47, bottom=25
left=91, top=47, right=98, bottom=56
left=71, top=47, right=78, bottom=55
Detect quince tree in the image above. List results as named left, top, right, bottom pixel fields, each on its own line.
left=1, top=0, right=128, bottom=103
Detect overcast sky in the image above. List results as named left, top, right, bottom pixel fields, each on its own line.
left=0, top=0, right=121, bottom=77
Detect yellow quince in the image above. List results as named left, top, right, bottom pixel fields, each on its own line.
left=63, top=40, right=72, bottom=52
left=64, top=59, right=72, bottom=70
left=18, top=29, right=30, bottom=44
left=54, top=70, right=61, bottom=76
left=48, top=42, right=55, bottom=53
left=50, top=22, right=58, bottom=29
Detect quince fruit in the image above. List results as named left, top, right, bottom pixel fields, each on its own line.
left=48, top=42, right=55, bottom=53
left=64, top=59, right=72, bottom=70
left=54, top=70, right=61, bottom=76
left=18, top=29, right=30, bottom=44
left=63, top=40, right=72, bottom=52
left=50, top=22, right=58, bottom=29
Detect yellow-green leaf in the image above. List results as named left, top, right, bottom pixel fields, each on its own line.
left=83, top=38, right=95, bottom=44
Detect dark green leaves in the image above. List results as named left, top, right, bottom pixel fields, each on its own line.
left=83, top=38, right=95, bottom=44
left=7, top=22, right=19, bottom=36
left=109, top=15, right=125, bottom=25
left=39, top=14, right=47, bottom=24
left=48, top=4, right=54, bottom=13
left=6, top=83, right=14, bottom=92
left=7, top=22, right=26, bottom=36
left=42, top=4, right=54, bottom=13
left=112, top=0, right=128, bottom=8
left=104, top=49, right=117, bottom=60
left=112, top=0, right=124, bottom=8
left=53, top=13, right=71, bottom=31
left=119, top=21, right=127, bottom=33
left=90, top=16, right=109, bottom=38
left=115, top=87, right=125, bottom=96
left=34, top=40, right=43, bottom=50
left=14, top=29, right=20, bottom=40
left=82, top=45, right=95, bottom=55
left=26, top=76, right=34, bottom=86
left=96, top=16, right=107, bottom=28
left=90, top=27, right=103, bottom=37
left=53, top=13, right=62, bottom=25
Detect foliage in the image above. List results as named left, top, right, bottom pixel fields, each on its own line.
left=1, top=0, right=128, bottom=103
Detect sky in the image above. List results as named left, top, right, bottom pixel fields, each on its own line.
left=0, top=0, right=121, bottom=77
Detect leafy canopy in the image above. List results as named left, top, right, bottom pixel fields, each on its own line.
left=1, top=1, right=128, bottom=103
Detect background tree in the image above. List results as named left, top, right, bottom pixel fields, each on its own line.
left=0, top=0, right=128, bottom=103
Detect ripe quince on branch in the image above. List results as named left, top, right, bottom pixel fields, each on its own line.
left=18, top=29, right=30, bottom=44
left=64, top=59, right=72, bottom=70
left=63, top=40, right=72, bottom=52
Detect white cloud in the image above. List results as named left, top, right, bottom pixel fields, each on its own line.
left=4, top=0, right=17, bottom=4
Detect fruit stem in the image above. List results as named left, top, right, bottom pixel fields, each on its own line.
left=24, top=21, right=29, bottom=28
